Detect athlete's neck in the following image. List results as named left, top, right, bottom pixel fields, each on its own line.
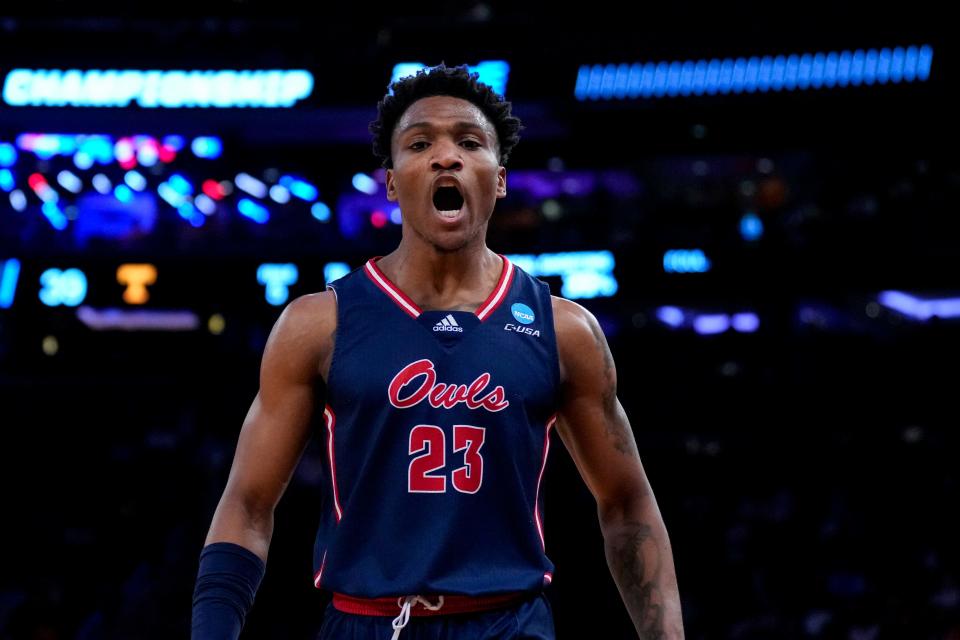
left=375, top=241, right=502, bottom=310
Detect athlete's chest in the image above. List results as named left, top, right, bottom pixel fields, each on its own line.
left=328, top=308, right=552, bottom=411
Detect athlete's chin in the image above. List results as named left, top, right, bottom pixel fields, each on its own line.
left=413, top=222, right=485, bottom=253
left=429, top=235, right=474, bottom=254
left=431, top=229, right=485, bottom=253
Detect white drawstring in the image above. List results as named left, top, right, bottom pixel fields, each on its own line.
left=390, top=595, right=445, bottom=639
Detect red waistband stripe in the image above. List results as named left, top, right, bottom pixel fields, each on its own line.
left=332, top=591, right=532, bottom=617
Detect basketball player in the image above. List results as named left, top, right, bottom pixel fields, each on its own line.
left=192, top=64, right=684, bottom=639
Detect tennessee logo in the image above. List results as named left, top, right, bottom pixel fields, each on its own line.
left=388, top=358, right=509, bottom=412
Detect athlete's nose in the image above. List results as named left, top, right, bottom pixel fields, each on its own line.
left=430, top=139, right=463, bottom=172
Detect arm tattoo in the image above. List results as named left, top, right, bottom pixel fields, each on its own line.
left=587, top=319, right=617, bottom=405
left=608, top=520, right=666, bottom=640
left=587, top=319, right=635, bottom=456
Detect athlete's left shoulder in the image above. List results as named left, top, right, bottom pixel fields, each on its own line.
left=550, top=295, right=597, bottom=333
left=550, top=295, right=611, bottom=380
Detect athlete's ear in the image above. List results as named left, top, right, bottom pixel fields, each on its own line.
left=496, top=166, right=506, bottom=199
left=386, top=168, right=398, bottom=202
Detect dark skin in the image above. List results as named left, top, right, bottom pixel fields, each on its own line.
left=203, top=95, right=684, bottom=639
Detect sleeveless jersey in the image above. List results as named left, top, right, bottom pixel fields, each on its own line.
left=311, top=254, right=561, bottom=598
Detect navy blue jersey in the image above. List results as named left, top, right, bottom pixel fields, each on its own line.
left=312, top=254, right=561, bottom=598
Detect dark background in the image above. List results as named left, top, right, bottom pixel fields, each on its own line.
left=0, top=2, right=957, bottom=638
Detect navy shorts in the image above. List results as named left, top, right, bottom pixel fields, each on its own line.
left=316, top=591, right=556, bottom=640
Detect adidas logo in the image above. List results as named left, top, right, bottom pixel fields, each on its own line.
left=433, top=314, right=464, bottom=333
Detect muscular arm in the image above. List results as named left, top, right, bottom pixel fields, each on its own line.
left=553, top=296, right=684, bottom=640
left=203, top=291, right=336, bottom=563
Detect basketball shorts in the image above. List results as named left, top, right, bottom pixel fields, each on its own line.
left=315, top=590, right=556, bottom=640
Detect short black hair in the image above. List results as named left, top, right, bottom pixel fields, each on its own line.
left=369, top=63, right=523, bottom=169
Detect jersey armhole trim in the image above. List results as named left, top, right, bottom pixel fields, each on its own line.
left=323, top=283, right=341, bottom=388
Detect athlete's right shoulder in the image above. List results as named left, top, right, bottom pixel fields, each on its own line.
left=274, top=288, right=337, bottom=328
left=288, top=289, right=338, bottom=321
left=262, top=291, right=337, bottom=377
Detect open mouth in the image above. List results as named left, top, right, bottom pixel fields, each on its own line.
left=432, top=186, right=465, bottom=217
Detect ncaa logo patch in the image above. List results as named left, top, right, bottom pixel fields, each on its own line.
left=511, top=302, right=535, bottom=325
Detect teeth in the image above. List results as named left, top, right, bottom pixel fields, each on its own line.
left=437, top=209, right=461, bottom=218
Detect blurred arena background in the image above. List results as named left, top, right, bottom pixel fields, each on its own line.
left=0, top=2, right=957, bottom=638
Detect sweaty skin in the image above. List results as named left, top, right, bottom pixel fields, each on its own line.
left=202, top=95, right=684, bottom=639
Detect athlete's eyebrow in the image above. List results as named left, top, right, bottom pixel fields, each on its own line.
left=398, top=121, right=488, bottom=137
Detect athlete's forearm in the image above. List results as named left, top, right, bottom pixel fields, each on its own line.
left=599, top=497, right=685, bottom=640
left=204, top=493, right=275, bottom=563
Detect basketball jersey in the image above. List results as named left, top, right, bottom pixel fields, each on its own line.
left=311, top=254, right=561, bottom=598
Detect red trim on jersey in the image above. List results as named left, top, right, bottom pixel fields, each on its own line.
left=313, top=549, right=328, bottom=588
left=324, top=406, right=343, bottom=522
left=332, top=591, right=532, bottom=616
left=475, top=255, right=514, bottom=321
left=364, top=257, right=422, bottom=318
left=363, top=254, right=514, bottom=322
left=534, top=414, right=557, bottom=551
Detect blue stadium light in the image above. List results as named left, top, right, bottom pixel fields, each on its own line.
left=324, top=262, right=351, bottom=284
left=693, top=314, right=730, bottom=335
left=76, top=307, right=200, bottom=332
left=280, top=175, right=319, bottom=201
left=191, top=136, right=223, bottom=159
left=41, top=202, right=68, bottom=230
left=238, top=198, right=270, bottom=224
left=114, top=184, right=134, bottom=203
left=80, top=136, right=114, bottom=164
left=878, top=290, right=960, bottom=321
left=162, top=135, right=186, bottom=151
left=740, top=212, right=763, bottom=241
left=472, top=61, right=510, bottom=96
left=269, top=185, right=291, bottom=204
left=0, top=169, right=14, bottom=192
left=2, top=69, right=314, bottom=108
left=58, top=134, right=80, bottom=156
left=391, top=63, right=429, bottom=87
left=664, top=249, right=711, bottom=273
left=562, top=270, right=619, bottom=299
left=73, top=151, right=94, bottom=170
left=0, top=258, right=21, bottom=308
left=236, top=172, right=267, bottom=198
left=575, top=45, right=934, bottom=100
left=391, top=61, right=510, bottom=96
left=352, top=173, right=379, bottom=195
left=9, top=189, right=27, bottom=212
left=158, top=182, right=185, bottom=208
left=0, top=142, right=16, bottom=167
left=18, top=134, right=63, bottom=160
left=167, top=173, right=194, bottom=196
left=137, top=143, right=159, bottom=167
left=656, top=306, right=760, bottom=334
left=505, top=250, right=618, bottom=300
left=311, top=201, right=331, bottom=222
left=257, top=263, right=298, bottom=306
left=57, top=170, right=83, bottom=193
left=177, top=202, right=204, bottom=227
left=731, top=312, right=760, bottom=333
left=390, top=206, right=402, bottom=224
left=39, top=268, right=87, bottom=306
left=90, top=174, right=111, bottom=195
left=656, top=306, right=685, bottom=328
left=114, top=138, right=135, bottom=163
left=35, top=181, right=60, bottom=204
left=124, top=170, right=147, bottom=192
left=194, top=194, right=217, bottom=216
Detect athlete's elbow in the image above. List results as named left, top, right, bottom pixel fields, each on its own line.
left=596, top=483, right=658, bottom=528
